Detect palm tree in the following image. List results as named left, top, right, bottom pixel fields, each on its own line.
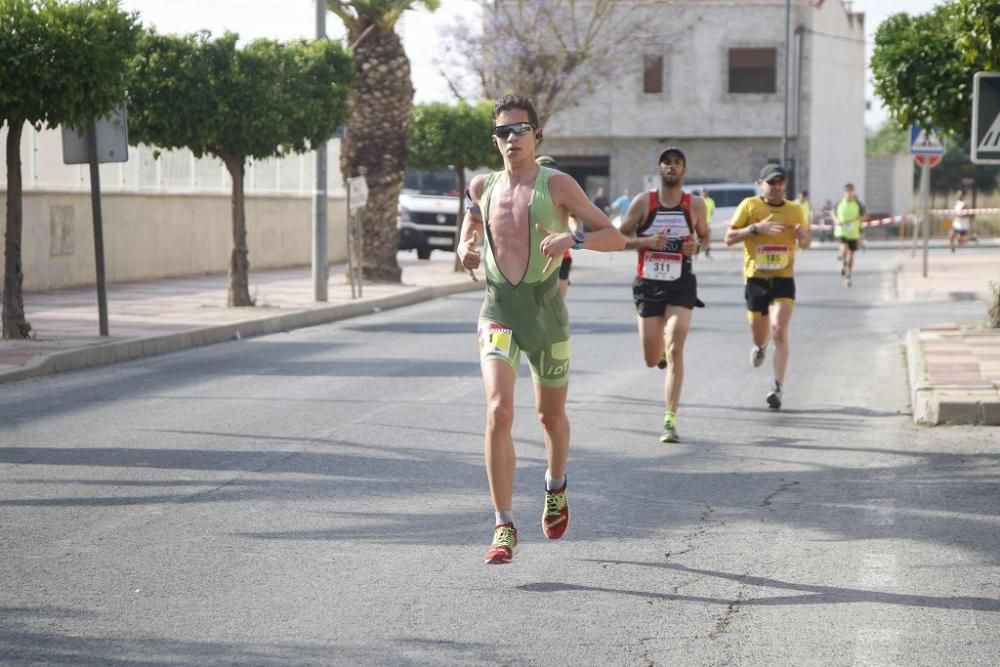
left=327, top=0, right=438, bottom=283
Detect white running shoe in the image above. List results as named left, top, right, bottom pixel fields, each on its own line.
left=766, top=381, right=783, bottom=409
left=751, top=345, right=766, bottom=368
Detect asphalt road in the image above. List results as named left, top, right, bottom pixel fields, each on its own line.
left=1, top=248, right=998, bottom=666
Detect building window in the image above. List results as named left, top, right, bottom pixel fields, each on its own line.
left=728, top=48, right=776, bottom=94
left=643, top=54, right=663, bottom=94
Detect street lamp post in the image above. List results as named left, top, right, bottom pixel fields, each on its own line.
left=313, top=0, right=329, bottom=302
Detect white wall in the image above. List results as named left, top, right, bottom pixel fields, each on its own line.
left=805, top=2, right=867, bottom=208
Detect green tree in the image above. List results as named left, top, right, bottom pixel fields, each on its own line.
left=434, top=0, right=665, bottom=126
left=127, top=31, right=353, bottom=306
left=0, top=0, right=139, bottom=339
left=871, top=0, right=998, bottom=138
left=865, top=122, right=909, bottom=158
left=408, top=101, right=501, bottom=268
left=327, top=0, right=439, bottom=283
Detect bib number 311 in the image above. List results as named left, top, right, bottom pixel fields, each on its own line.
left=642, top=251, right=683, bottom=281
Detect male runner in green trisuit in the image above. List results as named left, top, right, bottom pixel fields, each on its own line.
left=457, top=95, right=625, bottom=564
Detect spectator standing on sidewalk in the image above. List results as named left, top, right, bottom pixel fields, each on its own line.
left=611, top=189, right=631, bottom=226
left=592, top=185, right=612, bottom=217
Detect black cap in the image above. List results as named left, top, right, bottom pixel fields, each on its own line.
left=759, top=163, right=787, bottom=182
left=658, top=147, right=686, bottom=165
left=535, top=154, right=559, bottom=169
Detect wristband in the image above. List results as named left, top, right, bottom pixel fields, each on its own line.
left=572, top=229, right=585, bottom=250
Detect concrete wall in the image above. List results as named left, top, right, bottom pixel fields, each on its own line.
left=0, top=191, right=349, bottom=292
left=865, top=154, right=915, bottom=217
left=804, top=1, right=867, bottom=207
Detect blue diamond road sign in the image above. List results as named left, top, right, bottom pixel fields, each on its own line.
left=910, top=123, right=945, bottom=155
left=972, top=71, right=1000, bottom=165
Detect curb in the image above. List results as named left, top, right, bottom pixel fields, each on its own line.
left=904, top=328, right=1000, bottom=426
left=0, top=278, right=482, bottom=386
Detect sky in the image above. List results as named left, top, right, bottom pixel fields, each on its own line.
left=119, top=0, right=944, bottom=130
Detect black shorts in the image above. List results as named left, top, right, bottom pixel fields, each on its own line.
left=559, top=255, right=572, bottom=280
left=841, top=239, right=859, bottom=251
left=633, top=274, right=701, bottom=317
left=744, top=276, right=796, bottom=315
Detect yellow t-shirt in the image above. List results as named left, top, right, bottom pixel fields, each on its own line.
left=730, top=196, right=805, bottom=280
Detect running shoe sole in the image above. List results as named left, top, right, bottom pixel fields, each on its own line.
left=766, top=391, right=782, bottom=409
left=660, top=429, right=680, bottom=443
left=752, top=346, right=766, bottom=368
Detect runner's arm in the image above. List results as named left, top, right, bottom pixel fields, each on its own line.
left=795, top=207, right=812, bottom=249
left=457, top=175, right=487, bottom=274
left=550, top=172, right=626, bottom=252
left=621, top=193, right=664, bottom=250
left=690, top=195, right=710, bottom=255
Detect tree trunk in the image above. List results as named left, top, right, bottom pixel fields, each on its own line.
left=225, top=156, right=253, bottom=307
left=3, top=120, right=32, bottom=340
left=453, top=167, right=466, bottom=273
left=340, top=20, right=412, bottom=283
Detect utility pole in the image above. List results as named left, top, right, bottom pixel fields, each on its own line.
left=781, top=0, right=791, bottom=168
left=312, top=0, right=329, bottom=301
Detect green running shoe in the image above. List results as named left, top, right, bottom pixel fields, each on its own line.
left=660, top=416, right=680, bottom=443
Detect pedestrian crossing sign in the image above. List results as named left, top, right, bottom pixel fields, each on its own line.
left=972, top=72, right=1000, bottom=164
left=909, top=123, right=945, bottom=155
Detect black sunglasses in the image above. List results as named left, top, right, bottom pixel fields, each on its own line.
left=493, top=122, right=535, bottom=140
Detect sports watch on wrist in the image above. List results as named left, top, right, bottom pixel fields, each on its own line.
left=572, top=229, right=585, bottom=250
left=748, top=223, right=758, bottom=236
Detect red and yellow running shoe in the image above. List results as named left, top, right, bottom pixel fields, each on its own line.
left=542, top=484, right=569, bottom=539
left=484, top=523, right=518, bottom=565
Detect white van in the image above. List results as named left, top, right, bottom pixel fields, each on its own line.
left=684, top=183, right=759, bottom=228
left=397, top=168, right=461, bottom=260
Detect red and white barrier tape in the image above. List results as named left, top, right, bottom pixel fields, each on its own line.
left=809, top=214, right=911, bottom=231
left=930, top=208, right=1000, bottom=215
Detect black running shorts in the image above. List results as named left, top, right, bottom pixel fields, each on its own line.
left=632, top=275, right=701, bottom=317
left=744, top=276, right=796, bottom=315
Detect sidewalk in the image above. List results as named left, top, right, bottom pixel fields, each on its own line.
left=0, top=255, right=481, bottom=385
left=896, top=251, right=1000, bottom=425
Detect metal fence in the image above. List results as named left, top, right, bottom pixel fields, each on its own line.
left=0, top=123, right=346, bottom=197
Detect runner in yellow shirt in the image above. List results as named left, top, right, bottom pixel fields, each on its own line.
left=724, top=164, right=811, bottom=409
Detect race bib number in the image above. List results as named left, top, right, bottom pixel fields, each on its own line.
left=478, top=322, right=513, bottom=359
left=642, top=251, right=683, bottom=282
left=756, top=245, right=789, bottom=271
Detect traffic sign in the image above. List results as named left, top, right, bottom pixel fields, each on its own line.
left=971, top=71, right=1000, bottom=164
left=914, top=154, right=942, bottom=168
left=910, top=123, right=946, bottom=155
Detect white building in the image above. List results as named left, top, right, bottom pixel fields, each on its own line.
left=541, top=0, right=867, bottom=210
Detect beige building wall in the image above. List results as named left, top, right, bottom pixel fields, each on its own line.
left=0, top=191, right=349, bottom=292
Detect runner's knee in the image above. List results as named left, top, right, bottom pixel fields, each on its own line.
left=486, top=400, right=514, bottom=433
left=537, top=406, right=567, bottom=432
